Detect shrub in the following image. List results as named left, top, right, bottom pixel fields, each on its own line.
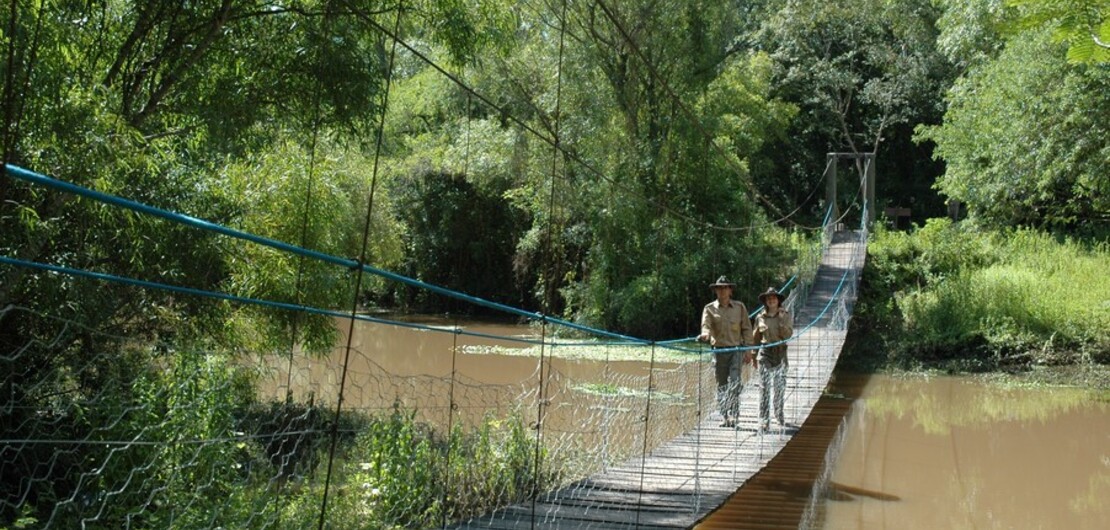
left=284, top=406, right=567, bottom=529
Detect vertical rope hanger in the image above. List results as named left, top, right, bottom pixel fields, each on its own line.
left=317, top=4, right=404, bottom=529
left=636, top=284, right=660, bottom=527
left=530, top=0, right=568, bottom=524
left=1, top=0, right=20, bottom=169
left=440, top=90, right=472, bottom=530
left=693, top=133, right=712, bottom=505
left=284, top=4, right=332, bottom=403
left=635, top=103, right=673, bottom=525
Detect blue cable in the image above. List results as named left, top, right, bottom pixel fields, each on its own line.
left=0, top=254, right=551, bottom=346
left=2, top=163, right=648, bottom=345
left=2, top=164, right=857, bottom=355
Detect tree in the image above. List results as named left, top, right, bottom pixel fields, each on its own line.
left=916, top=28, right=1110, bottom=232
left=1008, top=0, right=1110, bottom=64
left=757, top=0, right=956, bottom=223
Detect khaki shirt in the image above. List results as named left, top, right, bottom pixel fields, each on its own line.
left=701, top=300, right=753, bottom=348
left=754, top=309, right=793, bottom=365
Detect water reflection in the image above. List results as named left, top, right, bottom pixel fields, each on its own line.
left=821, top=375, right=1109, bottom=530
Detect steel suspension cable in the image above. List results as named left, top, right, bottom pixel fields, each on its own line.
left=3, top=162, right=653, bottom=344
left=4, top=157, right=863, bottom=359
left=2, top=0, right=44, bottom=192
left=317, top=5, right=404, bottom=529
left=1, top=0, right=19, bottom=168
left=441, top=89, right=472, bottom=530
left=636, top=205, right=667, bottom=525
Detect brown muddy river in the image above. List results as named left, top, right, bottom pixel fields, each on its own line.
left=259, top=316, right=709, bottom=469
left=818, top=374, right=1109, bottom=530
left=259, top=317, right=1108, bottom=529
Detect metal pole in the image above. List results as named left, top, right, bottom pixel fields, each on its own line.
left=866, top=154, right=876, bottom=227
left=825, top=154, right=838, bottom=225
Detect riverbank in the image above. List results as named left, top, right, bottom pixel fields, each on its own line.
left=843, top=220, right=1109, bottom=381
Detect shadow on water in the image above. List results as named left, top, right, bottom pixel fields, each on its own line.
left=824, top=482, right=901, bottom=502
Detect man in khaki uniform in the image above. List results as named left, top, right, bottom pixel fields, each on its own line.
left=698, top=276, right=754, bottom=428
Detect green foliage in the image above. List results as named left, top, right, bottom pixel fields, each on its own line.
left=411, top=0, right=519, bottom=66
left=758, top=0, right=955, bottom=226
left=851, top=220, right=1110, bottom=370
left=935, top=0, right=1013, bottom=70
left=2, top=337, right=273, bottom=529
left=390, top=168, right=529, bottom=313
left=219, top=139, right=406, bottom=353
left=278, top=407, right=562, bottom=529
left=916, top=28, right=1110, bottom=232
left=1006, top=0, right=1110, bottom=64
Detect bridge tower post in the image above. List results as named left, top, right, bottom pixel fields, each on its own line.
left=825, top=152, right=876, bottom=228
left=825, top=154, right=838, bottom=224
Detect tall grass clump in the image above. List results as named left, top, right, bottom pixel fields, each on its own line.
left=280, top=406, right=570, bottom=529
left=852, top=219, right=1109, bottom=370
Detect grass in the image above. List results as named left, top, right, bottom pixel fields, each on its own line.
left=850, top=219, right=1110, bottom=374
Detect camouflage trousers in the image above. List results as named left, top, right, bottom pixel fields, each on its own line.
left=758, top=346, right=788, bottom=424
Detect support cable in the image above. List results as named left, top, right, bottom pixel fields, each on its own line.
left=531, top=0, right=568, bottom=524
left=2, top=158, right=864, bottom=357
left=636, top=207, right=667, bottom=525
left=2, top=0, right=20, bottom=168
left=0, top=254, right=554, bottom=346
left=317, top=4, right=404, bottom=529
left=441, top=89, right=472, bottom=530
left=2, top=163, right=647, bottom=343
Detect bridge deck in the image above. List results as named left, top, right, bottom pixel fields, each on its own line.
left=449, top=230, right=866, bottom=529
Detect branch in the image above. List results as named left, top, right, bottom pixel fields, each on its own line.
left=835, top=88, right=859, bottom=154
left=133, top=0, right=236, bottom=126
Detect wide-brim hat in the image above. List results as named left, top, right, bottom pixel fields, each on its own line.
left=758, top=287, right=785, bottom=304
left=708, top=275, right=735, bottom=289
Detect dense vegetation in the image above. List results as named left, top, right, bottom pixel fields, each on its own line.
left=846, top=220, right=1110, bottom=373
left=1, top=0, right=1106, bottom=527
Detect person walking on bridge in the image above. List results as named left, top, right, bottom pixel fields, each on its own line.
left=698, top=276, right=754, bottom=428
left=754, top=287, right=793, bottom=431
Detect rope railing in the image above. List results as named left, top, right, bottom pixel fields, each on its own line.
left=2, top=161, right=863, bottom=352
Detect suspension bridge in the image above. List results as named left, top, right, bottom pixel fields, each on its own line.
left=0, top=3, right=879, bottom=528
left=2, top=152, right=870, bottom=529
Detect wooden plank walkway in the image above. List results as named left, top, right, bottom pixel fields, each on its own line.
left=448, top=230, right=866, bottom=529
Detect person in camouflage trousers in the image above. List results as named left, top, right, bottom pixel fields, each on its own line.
left=754, top=287, right=793, bottom=431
